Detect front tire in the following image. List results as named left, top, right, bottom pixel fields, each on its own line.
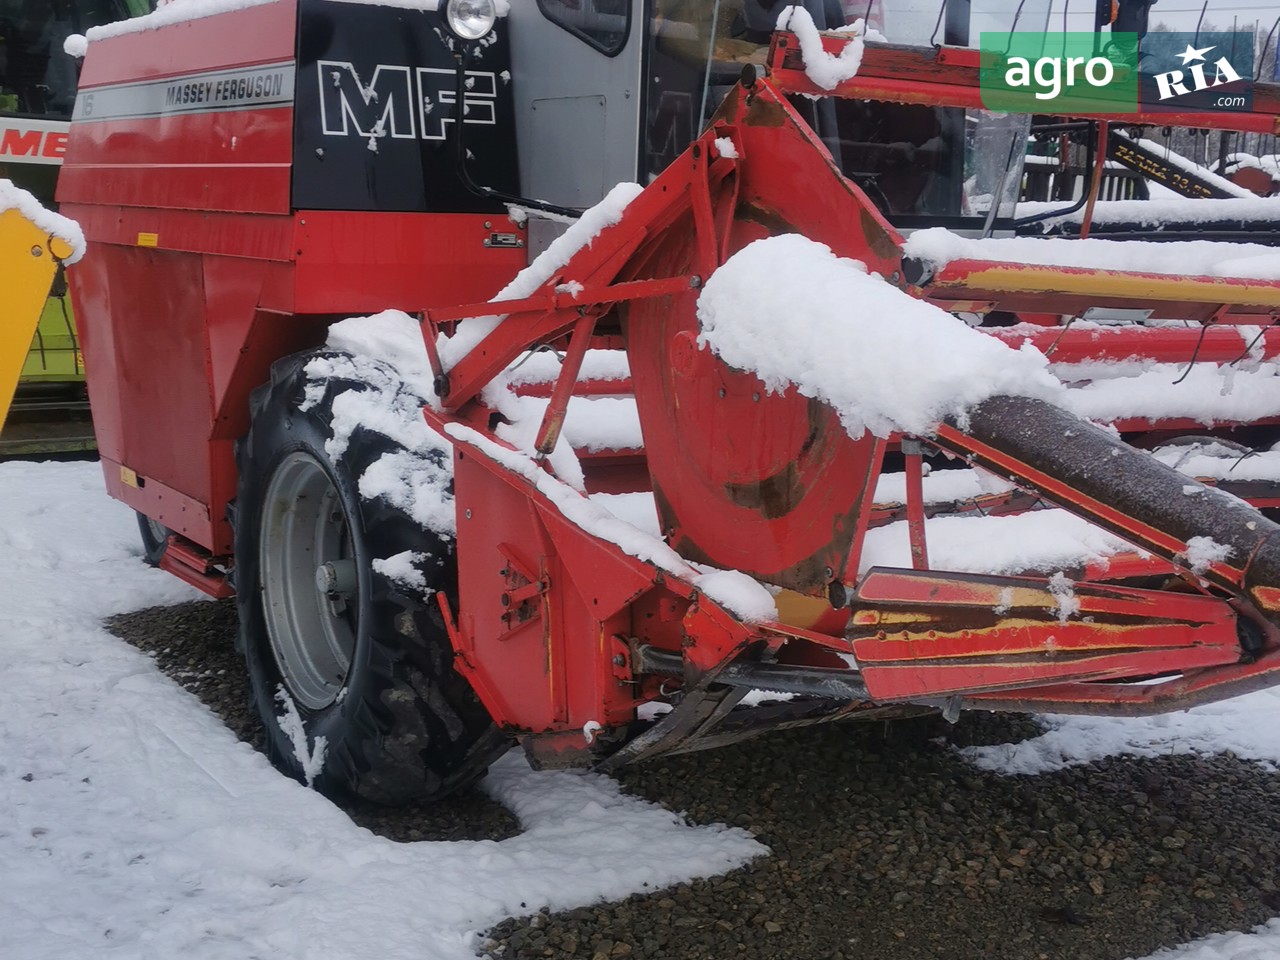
left=137, top=513, right=170, bottom=567
left=234, top=351, right=508, bottom=804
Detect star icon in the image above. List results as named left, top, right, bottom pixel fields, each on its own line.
left=1176, top=43, right=1215, bottom=65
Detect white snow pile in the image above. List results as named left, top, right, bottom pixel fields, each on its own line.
left=371, top=549, right=431, bottom=590
left=85, top=0, right=511, bottom=43
left=444, top=423, right=778, bottom=623
left=1116, top=132, right=1254, bottom=199
left=0, top=460, right=763, bottom=960
left=873, top=465, right=1013, bottom=505
left=713, top=136, right=739, bottom=160
left=1182, top=535, right=1233, bottom=576
left=439, top=181, right=644, bottom=370
left=1054, top=358, right=1280, bottom=427
left=503, top=348, right=630, bottom=388
left=63, top=33, right=88, bottom=58
left=776, top=5, right=867, bottom=90
left=1223, top=152, right=1280, bottom=180
left=689, top=569, right=779, bottom=624
left=274, top=686, right=328, bottom=787
left=304, top=313, right=457, bottom=541
left=515, top=395, right=643, bottom=452
left=1152, top=440, right=1280, bottom=482
left=1137, top=919, right=1280, bottom=960
left=859, top=508, right=1132, bottom=576
left=1, top=179, right=85, bottom=264
left=86, top=0, right=280, bottom=39
left=962, top=686, right=1280, bottom=778
left=696, top=234, right=1064, bottom=439
left=904, top=227, right=1280, bottom=281
left=1016, top=194, right=1280, bottom=229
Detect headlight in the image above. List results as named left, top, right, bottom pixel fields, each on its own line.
left=446, top=0, right=497, bottom=41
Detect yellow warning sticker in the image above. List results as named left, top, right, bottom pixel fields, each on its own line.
left=136, top=232, right=159, bottom=247
left=120, top=465, right=140, bottom=488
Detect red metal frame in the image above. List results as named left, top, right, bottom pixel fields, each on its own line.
left=64, top=8, right=1280, bottom=766
left=767, top=35, right=1280, bottom=134
left=418, top=76, right=1280, bottom=757
left=62, top=4, right=526, bottom=556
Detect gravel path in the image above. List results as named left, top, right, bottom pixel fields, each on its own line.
left=108, top=600, right=1280, bottom=960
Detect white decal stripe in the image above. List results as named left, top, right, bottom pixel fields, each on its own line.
left=73, top=60, right=296, bottom=123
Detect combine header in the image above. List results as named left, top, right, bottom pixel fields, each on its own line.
left=58, top=0, right=1280, bottom=801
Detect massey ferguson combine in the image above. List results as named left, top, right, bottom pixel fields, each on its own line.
left=53, top=0, right=1280, bottom=803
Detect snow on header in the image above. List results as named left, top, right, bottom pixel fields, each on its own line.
left=438, top=182, right=645, bottom=370
left=903, top=228, right=1280, bottom=282
left=1015, top=194, right=1280, bottom=230
left=443, top=423, right=779, bottom=622
left=696, top=234, right=1063, bottom=439
left=0, top=179, right=85, bottom=264
left=87, top=0, right=280, bottom=40
left=775, top=5, right=867, bottom=90
left=1114, top=131, right=1253, bottom=200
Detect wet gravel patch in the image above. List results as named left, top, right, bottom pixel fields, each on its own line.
left=105, top=599, right=520, bottom=843
left=482, top=729, right=1280, bottom=960
left=107, top=600, right=1280, bottom=959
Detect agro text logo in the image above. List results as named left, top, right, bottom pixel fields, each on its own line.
left=980, top=33, right=1138, bottom=114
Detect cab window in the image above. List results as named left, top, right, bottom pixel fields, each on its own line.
left=537, top=0, right=631, bottom=56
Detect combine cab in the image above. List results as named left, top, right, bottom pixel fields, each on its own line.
left=58, top=0, right=1280, bottom=802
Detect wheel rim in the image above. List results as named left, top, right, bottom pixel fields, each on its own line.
left=259, top=451, right=358, bottom=710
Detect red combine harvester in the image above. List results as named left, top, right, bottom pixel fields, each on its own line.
left=58, top=0, right=1280, bottom=802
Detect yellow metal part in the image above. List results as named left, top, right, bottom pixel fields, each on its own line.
left=1, top=208, right=72, bottom=430
left=931, top=263, right=1280, bottom=310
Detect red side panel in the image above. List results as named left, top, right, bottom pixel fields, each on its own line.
left=60, top=0, right=298, bottom=215
left=76, top=245, right=218, bottom=543
left=76, top=2, right=297, bottom=86
left=292, top=212, right=526, bottom=314
left=61, top=2, right=524, bottom=560
left=61, top=3, right=301, bottom=554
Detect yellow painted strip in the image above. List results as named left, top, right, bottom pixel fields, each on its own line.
left=136, top=232, right=158, bottom=247
left=935, top=264, right=1280, bottom=309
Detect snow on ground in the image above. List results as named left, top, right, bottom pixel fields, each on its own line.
left=962, top=688, right=1280, bottom=778
left=7, top=461, right=1280, bottom=958
left=0, top=460, right=763, bottom=960
left=1137, top=920, right=1280, bottom=960
left=963, top=685, right=1280, bottom=959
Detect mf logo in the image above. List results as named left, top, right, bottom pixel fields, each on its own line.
left=1152, top=43, right=1243, bottom=101
left=318, top=61, right=498, bottom=142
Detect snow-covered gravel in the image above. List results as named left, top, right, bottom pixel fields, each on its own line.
left=9, top=459, right=1280, bottom=959
left=0, top=460, right=762, bottom=960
